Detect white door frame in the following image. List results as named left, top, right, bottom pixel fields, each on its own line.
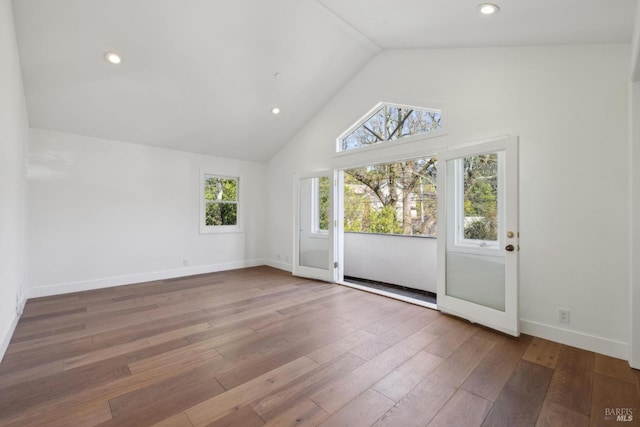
left=292, top=172, right=335, bottom=282
left=630, top=82, right=640, bottom=369
left=294, top=135, right=520, bottom=337
left=436, top=136, right=519, bottom=336
left=332, top=161, right=439, bottom=310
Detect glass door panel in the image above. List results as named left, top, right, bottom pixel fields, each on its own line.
left=438, top=137, right=518, bottom=336
left=293, top=173, right=334, bottom=282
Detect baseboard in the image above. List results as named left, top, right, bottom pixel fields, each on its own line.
left=27, top=259, right=266, bottom=299
left=520, top=319, right=629, bottom=361
left=0, top=311, right=21, bottom=364
left=265, top=258, right=293, bottom=272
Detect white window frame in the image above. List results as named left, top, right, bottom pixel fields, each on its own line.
left=448, top=152, right=505, bottom=256
left=310, top=177, right=329, bottom=238
left=200, top=172, right=242, bottom=234
left=335, top=102, right=447, bottom=155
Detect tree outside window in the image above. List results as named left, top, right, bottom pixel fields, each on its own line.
left=340, top=103, right=496, bottom=240
left=203, top=175, right=238, bottom=228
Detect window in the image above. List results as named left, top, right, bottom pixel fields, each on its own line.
left=338, top=103, right=442, bottom=152
left=451, top=152, right=503, bottom=249
left=311, top=176, right=330, bottom=236
left=201, top=174, right=240, bottom=233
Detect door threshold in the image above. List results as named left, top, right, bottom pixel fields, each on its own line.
left=336, top=280, right=438, bottom=310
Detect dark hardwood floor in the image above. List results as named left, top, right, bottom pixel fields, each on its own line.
left=0, top=266, right=638, bottom=426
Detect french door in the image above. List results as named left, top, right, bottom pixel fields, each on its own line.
left=292, top=172, right=336, bottom=282
left=437, top=136, right=519, bottom=336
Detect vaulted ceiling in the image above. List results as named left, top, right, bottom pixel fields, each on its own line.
left=11, top=0, right=637, bottom=162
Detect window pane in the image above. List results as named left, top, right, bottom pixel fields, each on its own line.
left=342, top=107, right=386, bottom=151
left=204, top=177, right=216, bottom=201
left=401, top=110, right=442, bottom=137
left=206, top=202, right=237, bottom=226
left=340, top=104, right=442, bottom=152
left=318, top=176, right=330, bottom=231
left=463, top=154, right=498, bottom=241
left=205, top=203, right=221, bottom=226
left=221, top=179, right=237, bottom=201
left=220, top=203, right=238, bottom=225
left=204, top=177, right=237, bottom=202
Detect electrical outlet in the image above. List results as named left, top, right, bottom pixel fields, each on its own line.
left=183, top=259, right=189, bottom=266
left=558, top=308, right=570, bottom=323
left=276, top=254, right=280, bottom=260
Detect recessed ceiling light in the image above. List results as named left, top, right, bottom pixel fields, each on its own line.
left=104, top=51, right=122, bottom=64
left=478, top=3, right=500, bottom=15
left=271, top=107, right=281, bottom=115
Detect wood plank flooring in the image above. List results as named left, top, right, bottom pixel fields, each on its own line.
left=0, top=266, right=638, bottom=426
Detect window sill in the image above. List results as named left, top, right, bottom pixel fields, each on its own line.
left=334, top=129, right=446, bottom=158
left=308, top=232, right=329, bottom=239
left=200, top=226, right=243, bottom=234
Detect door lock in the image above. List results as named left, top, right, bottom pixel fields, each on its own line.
left=505, top=244, right=515, bottom=252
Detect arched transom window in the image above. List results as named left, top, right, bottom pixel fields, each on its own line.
left=338, top=103, right=442, bottom=152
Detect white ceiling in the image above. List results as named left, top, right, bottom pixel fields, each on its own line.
left=318, top=0, right=638, bottom=48
left=12, top=0, right=638, bottom=162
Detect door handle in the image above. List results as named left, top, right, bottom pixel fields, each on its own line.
left=505, top=244, right=515, bottom=252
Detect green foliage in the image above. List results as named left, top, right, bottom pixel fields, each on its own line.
left=205, top=177, right=237, bottom=201
left=205, top=202, right=237, bottom=226
left=464, top=199, right=473, bottom=216
left=369, top=205, right=403, bottom=234
left=463, top=154, right=497, bottom=241
left=465, top=180, right=496, bottom=216
left=339, top=107, right=504, bottom=240
left=464, top=218, right=496, bottom=240
left=318, top=177, right=330, bottom=231
left=344, top=157, right=437, bottom=236
left=343, top=184, right=367, bottom=232
left=204, top=176, right=238, bottom=226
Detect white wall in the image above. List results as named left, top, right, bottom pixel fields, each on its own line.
left=628, top=3, right=640, bottom=370
left=267, top=45, right=630, bottom=359
left=630, top=82, right=640, bottom=369
left=344, top=233, right=436, bottom=293
left=27, top=129, right=267, bottom=296
left=0, top=0, right=29, bottom=361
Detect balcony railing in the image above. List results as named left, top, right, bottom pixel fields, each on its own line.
left=344, top=232, right=437, bottom=293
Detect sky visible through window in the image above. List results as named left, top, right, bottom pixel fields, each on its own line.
left=341, top=104, right=442, bottom=152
